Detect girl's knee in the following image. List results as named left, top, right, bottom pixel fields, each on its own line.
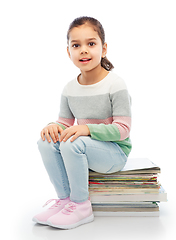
left=37, top=138, right=48, bottom=152
left=37, top=138, right=45, bottom=150
left=60, top=137, right=85, bottom=155
left=37, top=137, right=59, bottom=153
left=59, top=138, right=72, bottom=153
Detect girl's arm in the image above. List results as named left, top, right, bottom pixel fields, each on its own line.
left=52, top=93, right=75, bottom=130
left=86, top=89, right=131, bottom=142
left=45, top=89, right=75, bottom=143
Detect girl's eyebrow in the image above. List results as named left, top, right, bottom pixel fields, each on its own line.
left=71, top=40, right=79, bottom=43
left=87, top=38, right=97, bottom=41
left=71, top=37, right=97, bottom=43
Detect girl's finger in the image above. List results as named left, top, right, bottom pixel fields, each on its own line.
left=54, top=127, right=60, bottom=141
left=63, top=133, right=71, bottom=142
left=58, top=126, right=64, bottom=134
left=41, top=130, right=45, bottom=141
left=60, top=129, right=74, bottom=142
left=64, top=129, right=78, bottom=142
left=50, top=130, right=56, bottom=143
left=45, top=129, right=51, bottom=143
left=70, top=132, right=80, bottom=142
left=62, top=131, right=71, bottom=142
left=59, top=129, right=68, bottom=142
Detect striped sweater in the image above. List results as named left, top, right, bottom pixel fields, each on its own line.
left=55, top=72, right=132, bottom=156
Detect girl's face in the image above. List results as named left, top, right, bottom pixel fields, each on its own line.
left=67, top=24, right=107, bottom=73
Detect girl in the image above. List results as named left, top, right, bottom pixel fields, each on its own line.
left=33, top=16, right=132, bottom=229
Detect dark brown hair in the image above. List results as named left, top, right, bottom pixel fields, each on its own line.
left=67, top=16, right=114, bottom=71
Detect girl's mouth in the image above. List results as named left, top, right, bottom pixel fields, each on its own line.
left=79, top=58, right=91, bottom=63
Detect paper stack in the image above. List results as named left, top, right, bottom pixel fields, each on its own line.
left=89, top=158, right=167, bottom=216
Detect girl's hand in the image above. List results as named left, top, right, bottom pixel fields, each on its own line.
left=59, top=125, right=90, bottom=143
left=41, top=124, right=64, bottom=143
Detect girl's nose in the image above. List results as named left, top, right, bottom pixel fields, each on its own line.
left=80, top=46, right=88, bottom=54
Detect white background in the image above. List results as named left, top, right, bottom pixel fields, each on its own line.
left=0, top=0, right=176, bottom=239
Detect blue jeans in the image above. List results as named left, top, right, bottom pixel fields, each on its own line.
left=38, top=136, right=127, bottom=203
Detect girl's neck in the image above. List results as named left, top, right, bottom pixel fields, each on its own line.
left=78, top=65, right=109, bottom=85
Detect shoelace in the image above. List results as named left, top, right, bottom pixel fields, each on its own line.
left=62, top=202, right=77, bottom=215
left=43, top=199, right=61, bottom=209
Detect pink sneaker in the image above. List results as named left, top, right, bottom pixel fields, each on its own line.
left=47, top=199, right=94, bottom=229
left=32, top=198, right=70, bottom=225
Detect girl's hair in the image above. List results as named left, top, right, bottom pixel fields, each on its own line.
left=67, top=16, right=114, bottom=71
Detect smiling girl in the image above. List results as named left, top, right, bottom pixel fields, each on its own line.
left=33, top=16, right=132, bottom=229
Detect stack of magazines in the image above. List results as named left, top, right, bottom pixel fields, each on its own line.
left=89, top=158, right=167, bottom=216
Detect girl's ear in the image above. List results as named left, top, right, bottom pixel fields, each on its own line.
left=102, top=42, right=107, bottom=58
left=67, top=46, right=71, bottom=59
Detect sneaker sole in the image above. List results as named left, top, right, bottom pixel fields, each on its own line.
left=47, top=214, right=94, bottom=229
left=32, top=217, right=48, bottom=225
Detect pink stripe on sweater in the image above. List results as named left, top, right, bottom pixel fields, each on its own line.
left=56, top=117, right=74, bottom=128
left=77, top=117, right=113, bottom=125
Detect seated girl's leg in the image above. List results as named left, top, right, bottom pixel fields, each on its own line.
left=37, top=138, right=70, bottom=199
left=59, top=138, right=89, bottom=203
left=81, top=136, right=128, bottom=174
left=59, top=136, right=127, bottom=203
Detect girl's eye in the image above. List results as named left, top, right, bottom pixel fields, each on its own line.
left=89, top=42, right=95, bottom=46
left=72, top=44, right=80, bottom=48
